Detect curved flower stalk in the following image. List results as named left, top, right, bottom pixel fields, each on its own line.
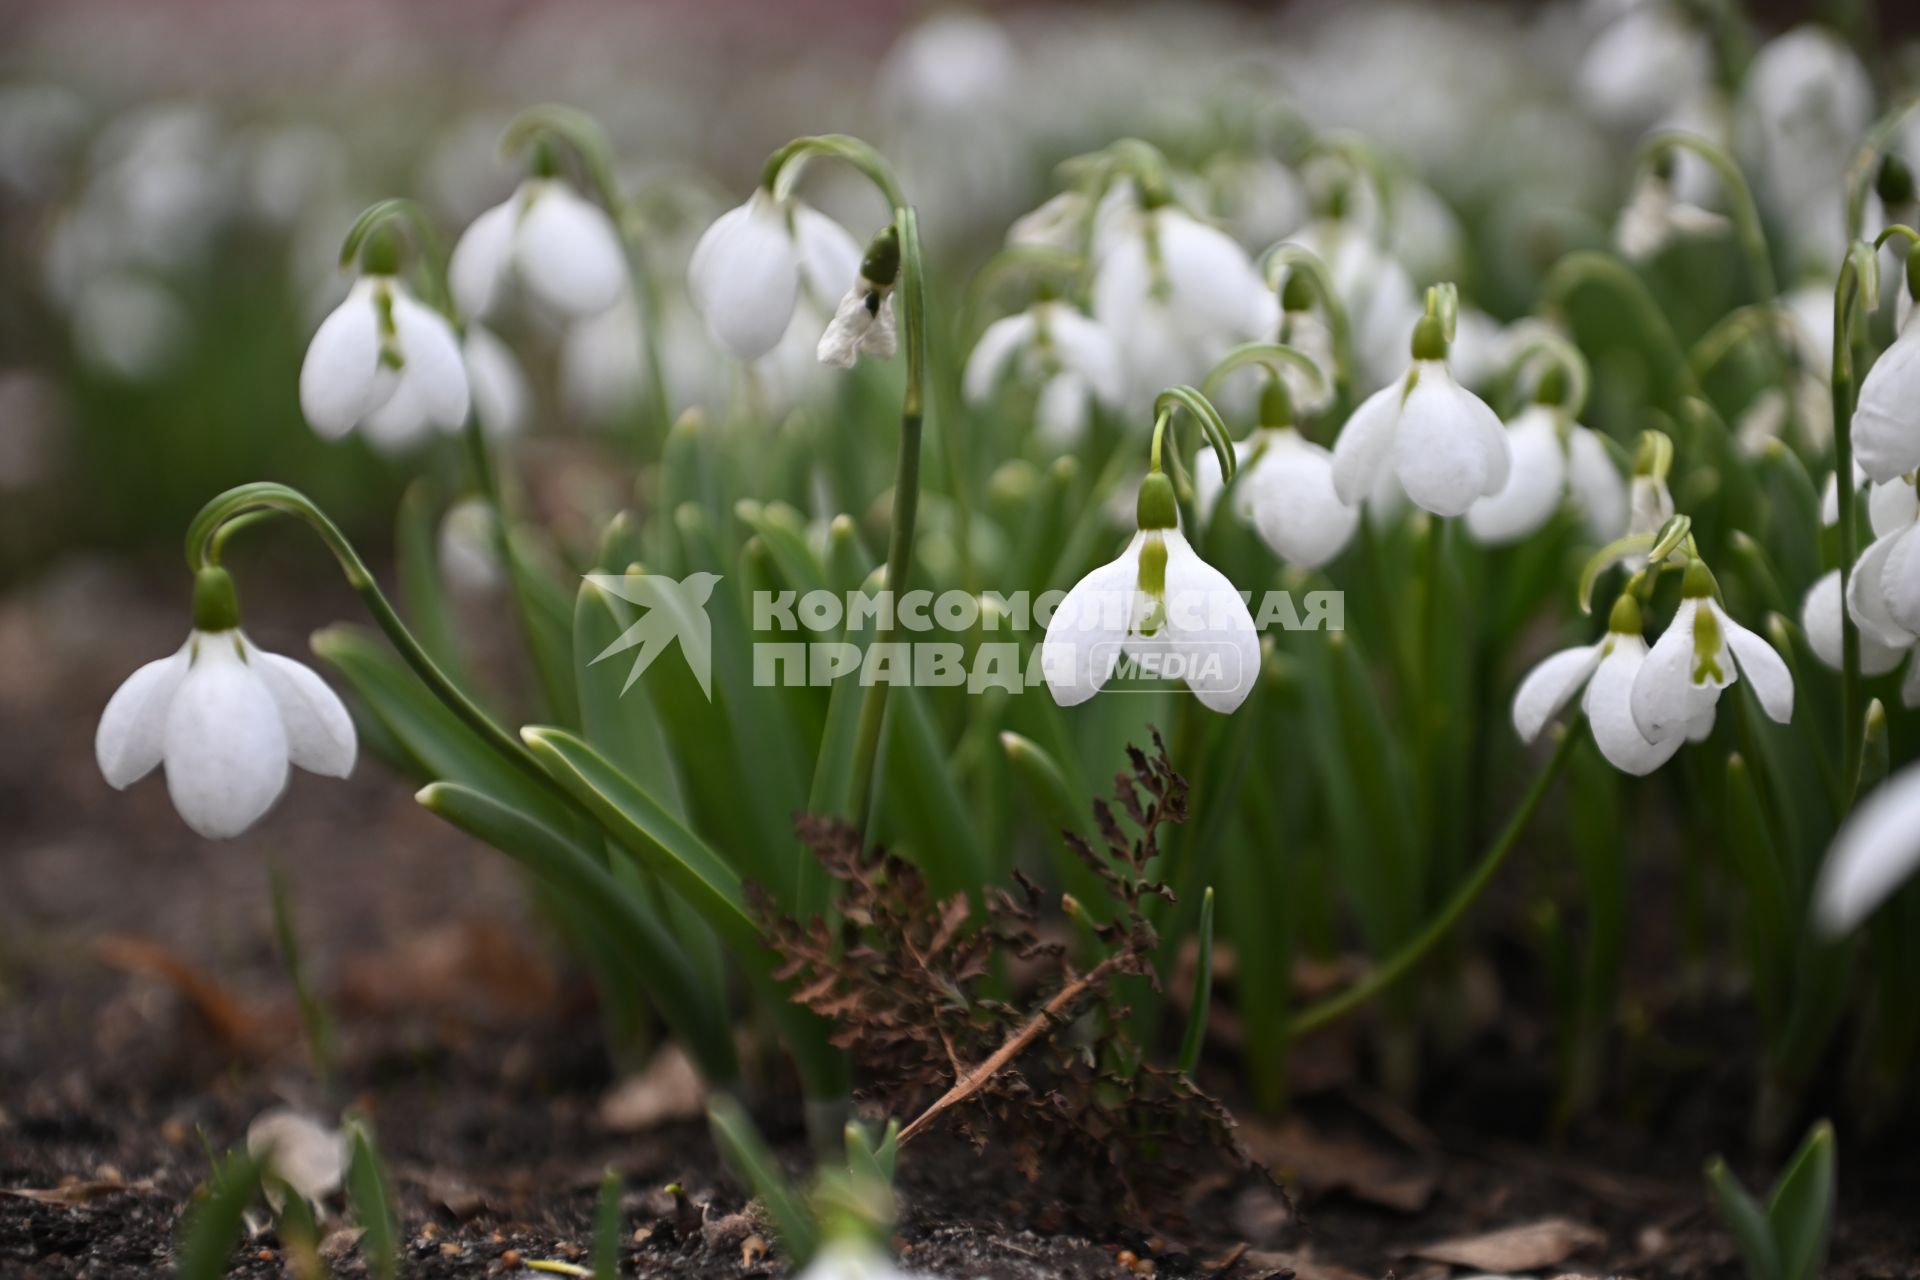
left=1815, top=759, right=1920, bottom=935
left=299, top=226, right=470, bottom=447
left=1042, top=388, right=1257, bottom=712
left=1615, top=150, right=1730, bottom=262
left=1466, top=344, right=1626, bottom=546
left=1631, top=558, right=1794, bottom=742
left=962, top=299, right=1122, bottom=448
left=687, top=171, right=861, bottom=361
left=1513, top=594, right=1695, bottom=775
left=1330, top=284, right=1510, bottom=518
left=449, top=159, right=625, bottom=321
left=96, top=567, right=356, bottom=838
left=1282, top=215, right=1418, bottom=393
left=1264, top=245, right=1354, bottom=415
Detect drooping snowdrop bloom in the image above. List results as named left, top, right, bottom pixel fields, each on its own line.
left=1852, top=296, right=1920, bottom=484
left=1091, top=194, right=1276, bottom=409
left=299, top=236, right=469, bottom=445
left=688, top=187, right=860, bottom=361
left=1286, top=217, right=1420, bottom=391
left=95, top=569, right=356, bottom=839
left=1801, top=569, right=1911, bottom=680
left=462, top=324, right=530, bottom=440
left=1615, top=161, right=1728, bottom=262
left=963, top=300, right=1122, bottom=448
left=1006, top=190, right=1087, bottom=253
left=1467, top=379, right=1627, bottom=546
left=1845, top=477, right=1920, bottom=648
left=1737, top=26, right=1872, bottom=267
left=1195, top=380, right=1356, bottom=570
left=1814, top=761, right=1920, bottom=934
left=1576, top=0, right=1710, bottom=131
left=1331, top=312, right=1511, bottom=518
left=450, top=176, right=624, bottom=322
left=1514, top=594, right=1692, bottom=775
left=1630, top=560, right=1793, bottom=743
left=1205, top=153, right=1307, bottom=250
left=1042, top=471, right=1259, bottom=713
left=246, top=1109, right=346, bottom=1217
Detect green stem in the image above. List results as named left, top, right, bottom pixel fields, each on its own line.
left=1288, top=720, right=1579, bottom=1038
left=1539, top=250, right=1700, bottom=406
left=185, top=483, right=558, bottom=795
left=1846, top=97, right=1920, bottom=242
left=1833, top=246, right=1869, bottom=799
left=1264, top=245, right=1354, bottom=416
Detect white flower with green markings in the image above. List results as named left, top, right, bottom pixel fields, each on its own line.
left=450, top=176, right=625, bottom=321
left=1514, top=594, right=1699, bottom=776
left=1630, top=560, right=1794, bottom=743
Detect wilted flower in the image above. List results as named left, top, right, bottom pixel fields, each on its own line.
left=1814, top=759, right=1920, bottom=934
left=96, top=570, right=356, bottom=839
left=817, top=228, right=901, bottom=370
left=963, top=300, right=1122, bottom=447
left=688, top=188, right=859, bottom=361
left=450, top=177, right=625, bottom=321
left=1331, top=313, right=1510, bottom=518
left=1630, top=560, right=1793, bottom=743
left=299, top=240, right=469, bottom=445
left=1042, top=471, right=1259, bottom=712
left=1513, top=594, right=1695, bottom=775
left=1466, top=384, right=1627, bottom=546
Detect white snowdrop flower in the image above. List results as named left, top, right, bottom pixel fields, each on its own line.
left=876, top=8, right=1017, bottom=117
left=1627, top=470, right=1675, bottom=536
left=1447, top=309, right=1510, bottom=391
left=1630, top=561, right=1794, bottom=743
left=796, top=1239, right=923, bottom=1280
left=963, top=301, right=1123, bottom=436
left=1206, top=153, right=1307, bottom=249
left=1852, top=307, right=1920, bottom=484
left=450, top=177, right=624, bottom=322
left=1194, top=381, right=1356, bottom=569
left=1042, top=472, right=1259, bottom=713
left=1576, top=2, right=1710, bottom=131
left=1615, top=166, right=1729, bottom=262
left=1006, top=190, right=1087, bottom=253
left=559, top=289, right=728, bottom=428
left=439, top=496, right=502, bottom=594
left=817, top=276, right=897, bottom=370
left=246, top=1109, right=347, bottom=1216
left=1738, top=27, right=1872, bottom=266
left=95, top=570, right=356, bottom=840
left=1815, top=760, right=1920, bottom=934
left=1286, top=219, right=1421, bottom=392
left=1513, top=594, right=1692, bottom=775
left=72, top=273, right=188, bottom=380
left=299, top=260, right=469, bottom=446
left=1466, top=399, right=1627, bottom=546
left=1817, top=462, right=1887, bottom=527
left=1092, top=199, right=1276, bottom=408
left=1801, top=570, right=1909, bottom=677
left=1846, top=478, right=1920, bottom=647
left=688, top=188, right=860, bottom=361
left=1330, top=314, right=1511, bottom=519
left=463, top=324, right=530, bottom=440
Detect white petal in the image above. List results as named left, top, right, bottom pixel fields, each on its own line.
left=1249, top=431, right=1359, bottom=568
left=1847, top=529, right=1918, bottom=647
left=687, top=193, right=800, bottom=361
left=1156, top=529, right=1260, bottom=713
left=1566, top=425, right=1629, bottom=542
left=1585, top=637, right=1684, bottom=774
left=962, top=312, right=1037, bottom=404
left=246, top=1109, right=346, bottom=1209
left=1044, top=305, right=1124, bottom=406
left=816, top=286, right=871, bottom=369
left=1853, top=328, right=1920, bottom=483
left=1803, top=570, right=1909, bottom=675
left=1157, top=210, right=1270, bottom=340
left=1906, top=653, right=1920, bottom=709
left=463, top=325, right=529, bottom=439
left=512, top=181, right=625, bottom=318
left=97, top=641, right=191, bottom=788
left=1814, top=761, right=1920, bottom=934
left=1628, top=474, right=1675, bottom=537
left=389, top=287, right=470, bottom=431
left=1631, top=599, right=1724, bottom=742
left=1881, top=525, right=1920, bottom=636
left=1041, top=534, right=1144, bottom=706
left=253, top=648, right=356, bottom=777
left=1395, top=366, right=1501, bottom=517
left=1193, top=437, right=1248, bottom=525
left=1869, top=478, right=1919, bottom=538
left=448, top=199, right=516, bottom=322
left=1719, top=604, right=1793, bottom=723
left=1035, top=371, right=1091, bottom=448
left=1512, top=642, right=1604, bottom=743
left=791, top=203, right=862, bottom=303
left=1331, top=380, right=1403, bottom=505
left=162, top=633, right=290, bottom=839
left=298, top=284, right=381, bottom=439
left=1465, top=408, right=1566, bottom=545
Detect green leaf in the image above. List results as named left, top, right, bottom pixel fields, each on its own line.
left=268, top=862, right=336, bottom=1094
left=175, top=1151, right=260, bottom=1280
left=574, top=576, right=687, bottom=821
left=417, top=781, right=738, bottom=1081
left=395, top=480, right=468, bottom=682
left=876, top=684, right=986, bottom=898
left=345, top=1121, right=399, bottom=1280
left=504, top=524, right=582, bottom=726
left=1767, top=1120, right=1837, bottom=1280
left=1706, top=1156, right=1781, bottom=1280
left=708, top=1095, right=818, bottom=1264
left=593, top=1167, right=622, bottom=1280
left=1178, top=887, right=1215, bottom=1076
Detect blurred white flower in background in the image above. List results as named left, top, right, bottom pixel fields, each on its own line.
left=71, top=273, right=188, bottom=380
left=877, top=9, right=1024, bottom=233
left=1801, top=569, right=1912, bottom=680
left=451, top=177, right=626, bottom=321
left=688, top=189, right=860, bottom=361
left=1816, top=760, right=1920, bottom=935
left=1737, top=26, right=1873, bottom=270
left=300, top=273, right=470, bottom=449
left=462, top=325, right=531, bottom=440
left=1575, top=0, right=1709, bottom=131
left=246, top=1109, right=347, bottom=1217
left=439, top=496, right=503, bottom=594
left=1466, top=401, right=1627, bottom=546
left=964, top=301, right=1123, bottom=449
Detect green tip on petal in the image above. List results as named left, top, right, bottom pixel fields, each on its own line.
left=1258, top=376, right=1295, bottom=429
left=1535, top=364, right=1570, bottom=407
left=1136, top=473, right=1179, bottom=531
left=1681, top=557, right=1717, bottom=599
left=1280, top=271, right=1314, bottom=313
left=192, top=566, right=241, bottom=633
left=359, top=225, right=402, bottom=276
left=1691, top=602, right=1726, bottom=683
left=1410, top=315, right=1448, bottom=362
left=1607, top=593, right=1643, bottom=635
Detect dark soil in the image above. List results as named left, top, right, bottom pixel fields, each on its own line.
left=5, top=554, right=1920, bottom=1279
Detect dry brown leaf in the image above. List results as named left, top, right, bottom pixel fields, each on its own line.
left=1410, top=1217, right=1606, bottom=1271
left=0, top=1174, right=145, bottom=1206
left=1243, top=1116, right=1437, bottom=1213
left=599, top=1044, right=706, bottom=1132
left=92, top=935, right=278, bottom=1052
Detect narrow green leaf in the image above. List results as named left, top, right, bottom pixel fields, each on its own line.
left=1178, top=887, right=1215, bottom=1076
left=1767, top=1120, right=1837, bottom=1280
left=395, top=480, right=468, bottom=681
left=708, top=1095, right=818, bottom=1263
left=176, top=1151, right=261, bottom=1280
left=593, top=1167, right=622, bottom=1280
left=574, top=577, right=687, bottom=821
left=876, top=684, right=987, bottom=898
left=504, top=524, right=581, bottom=726
left=1706, top=1156, right=1782, bottom=1280
left=268, top=862, right=335, bottom=1094
left=345, top=1121, right=399, bottom=1280
left=1854, top=699, right=1889, bottom=802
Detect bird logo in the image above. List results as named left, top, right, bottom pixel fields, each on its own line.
left=583, top=571, right=723, bottom=700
